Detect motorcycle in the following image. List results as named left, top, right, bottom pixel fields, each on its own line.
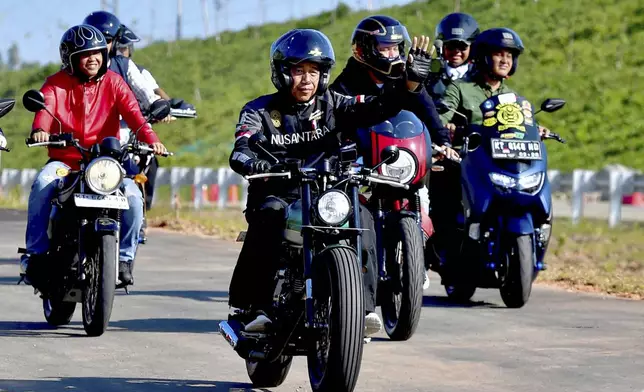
left=355, top=110, right=435, bottom=341
left=0, top=98, right=16, bottom=153
left=218, top=133, right=407, bottom=392
left=428, top=92, right=566, bottom=307
left=122, top=98, right=197, bottom=244
left=18, top=90, right=172, bottom=336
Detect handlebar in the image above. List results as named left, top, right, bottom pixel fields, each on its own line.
left=544, top=132, right=566, bottom=144
left=132, top=143, right=174, bottom=157
left=432, top=143, right=462, bottom=163
left=244, top=171, right=292, bottom=180
left=243, top=164, right=409, bottom=190
left=25, top=135, right=73, bottom=148
left=357, top=172, right=409, bottom=189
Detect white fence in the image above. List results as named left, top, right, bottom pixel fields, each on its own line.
left=2, top=166, right=644, bottom=227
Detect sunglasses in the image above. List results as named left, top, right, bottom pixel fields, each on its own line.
left=444, top=41, right=470, bottom=52
left=106, top=38, right=113, bottom=44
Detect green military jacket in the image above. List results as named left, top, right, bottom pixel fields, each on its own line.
left=439, top=74, right=515, bottom=127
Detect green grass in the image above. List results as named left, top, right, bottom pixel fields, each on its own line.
left=0, top=0, right=641, bottom=172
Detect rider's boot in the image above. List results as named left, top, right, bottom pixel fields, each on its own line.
left=118, top=260, right=134, bottom=286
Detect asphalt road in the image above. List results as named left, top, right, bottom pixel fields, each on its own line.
left=0, top=210, right=642, bottom=392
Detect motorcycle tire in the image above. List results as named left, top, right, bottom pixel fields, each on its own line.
left=82, top=233, right=117, bottom=336
left=307, top=247, right=364, bottom=392
left=445, top=284, right=476, bottom=302
left=500, top=235, right=534, bottom=308
left=380, top=216, right=424, bottom=341
left=43, top=298, right=76, bottom=326
left=246, top=355, right=293, bottom=388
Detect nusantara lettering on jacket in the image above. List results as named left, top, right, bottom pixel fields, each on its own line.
left=271, top=126, right=331, bottom=145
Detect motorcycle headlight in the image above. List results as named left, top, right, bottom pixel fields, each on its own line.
left=380, top=149, right=417, bottom=184
left=316, top=190, right=351, bottom=226
left=518, top=172, right=544, bottom=193
left=85, top=157, right=125, bottom=195
left=489, top=172, right=517, bottom=189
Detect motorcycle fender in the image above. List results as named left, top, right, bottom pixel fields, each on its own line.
left=505, top=213, right=534, bottom=235
left=316, top=244, right=358, bottom=259
left=95, top=217, right=119, bottom=235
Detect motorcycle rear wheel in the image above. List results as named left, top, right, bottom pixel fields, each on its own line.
left=43, top=298, right=76, bottom=326
left=246, top=356, right=293, bottom=388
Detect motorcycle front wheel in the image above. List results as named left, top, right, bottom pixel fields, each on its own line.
left=307, top=247, right=364, bottom=392
left=82, top=233, right=117, bottom=336
left=380, top=216, right=424, bottom=341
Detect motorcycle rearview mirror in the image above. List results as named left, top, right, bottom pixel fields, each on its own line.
left=248, top=132, right=268, bottom=152
left=537, top=98, right=566, bottom=114
left=22, top=89, right=63, bottom=134
left=22, top=90, right=46, bottom=113
left=371, top=145, right=399, bottom=172
left=248, top=132, right=279, bottom=165
left=466, top=132, right=482, bottom=152
left=147, top=99, right=171, bottom=122
left=0, top=98, right=15, bottom=119
left=435, top=102, right=469, bottom=126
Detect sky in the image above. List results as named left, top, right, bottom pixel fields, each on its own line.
left=0, top=0, right=415, bottom=66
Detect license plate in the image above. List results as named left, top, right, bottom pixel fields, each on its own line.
left=490, top=139, right=542, bottom=160
left=73, top=194, right=129, bottom=210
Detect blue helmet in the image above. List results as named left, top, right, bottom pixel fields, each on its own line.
left=82, top=11, right=121, bottom=41
left=270, top=29, right=336, bottom=95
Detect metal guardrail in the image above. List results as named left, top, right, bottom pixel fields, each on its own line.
left=2, top=166, right=644, bottom=227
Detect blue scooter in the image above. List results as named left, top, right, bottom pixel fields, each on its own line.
left=428, top=93, right=566, bottom=307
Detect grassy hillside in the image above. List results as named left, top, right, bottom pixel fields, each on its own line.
left=0, top=0, right=642, bottom=172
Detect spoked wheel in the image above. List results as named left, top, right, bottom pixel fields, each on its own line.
left=246, top=355, right=293, bottom=388
left=307, top=247, right=364, bottom=392
left=43, top=297, right=76, bottom=326
left=380, top=216, right=424, bottom=341
left=82, top=233, right=117, bottom=336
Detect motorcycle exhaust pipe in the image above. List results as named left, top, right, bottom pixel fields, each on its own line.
left=218, top=321, right=239, bottom=349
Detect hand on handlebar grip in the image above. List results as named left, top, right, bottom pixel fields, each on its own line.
left=243, top=159, right=271, bottom=176
left=31, top=130, right=50, bottom=143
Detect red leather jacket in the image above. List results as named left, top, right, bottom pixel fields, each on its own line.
left=32, top=69, right=160, bottom=169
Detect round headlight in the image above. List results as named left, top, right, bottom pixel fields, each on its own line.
left=316, top=190, right=351, bottom=226
left=380, top=149, right=417, bottom=184
left=85, top=157, right=124, bottom=195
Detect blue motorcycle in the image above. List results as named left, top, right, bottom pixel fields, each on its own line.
left=428, top=93, right=566, bottom=307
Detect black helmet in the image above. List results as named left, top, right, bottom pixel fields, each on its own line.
left=471, top=28, right=524, bottom=77
left=435, top=13, right=480, bottom=45
left=270, top=29, right=336, bottom=95
left=82, top=11, right=121, bottom=41
left=59, top=24, right=109, bottom=78
left=351, top=15, right=411, bottom=80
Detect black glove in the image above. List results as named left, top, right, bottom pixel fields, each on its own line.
left=406, top=47, right=432, bottom=83
left=242, top=159, right=271, bottom=176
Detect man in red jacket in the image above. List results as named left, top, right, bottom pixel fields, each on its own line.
left=20, top=24, right=167, bottom=287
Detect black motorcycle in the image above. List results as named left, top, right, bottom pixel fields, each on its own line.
left=125, top=97, right=197, bottom=243
left=219, top=134, right=406, bottom=392
left=18, top=90, right=171, bottom=336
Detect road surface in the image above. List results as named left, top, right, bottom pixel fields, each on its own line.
left=0, top=210, right=642, bottom=392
